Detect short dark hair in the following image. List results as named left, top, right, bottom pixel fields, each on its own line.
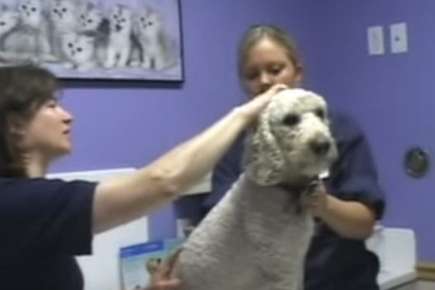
left=0, top=65, right=59, bottom=177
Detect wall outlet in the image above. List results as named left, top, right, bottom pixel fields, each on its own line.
left=390, top=22, right=408, bottom=54
left=367, top=26, right=385, bottom=56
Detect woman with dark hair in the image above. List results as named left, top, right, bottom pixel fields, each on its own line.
left=0, top=65, right=283, bottom=290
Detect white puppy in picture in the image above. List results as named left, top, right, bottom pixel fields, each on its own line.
left=174, top=88, right=338, bottom=290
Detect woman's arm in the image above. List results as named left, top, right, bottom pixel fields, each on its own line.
left=92, top=84, right=286, bottom=233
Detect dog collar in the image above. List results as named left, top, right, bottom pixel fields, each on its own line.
left=278, top=177, right=320, bottom=194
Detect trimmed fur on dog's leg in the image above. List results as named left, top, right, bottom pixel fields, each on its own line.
left=176, top=175, right=314, bottom=290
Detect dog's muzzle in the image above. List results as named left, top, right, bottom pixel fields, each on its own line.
left=309, top=139, right=332, bottom=156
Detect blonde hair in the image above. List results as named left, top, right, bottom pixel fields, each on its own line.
left=238, top=25, right=302, bottom=79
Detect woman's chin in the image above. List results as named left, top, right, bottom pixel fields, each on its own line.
left=62, top=146, right=73, bottom=155
left=52, top=145, right=72, bottom=158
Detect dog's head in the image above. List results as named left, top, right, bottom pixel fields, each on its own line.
left=244, top=88, right=338, bottom=187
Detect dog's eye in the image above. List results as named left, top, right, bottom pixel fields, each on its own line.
left=283, top=114, right=300, bottom=126
left=315, top=108, right=325, bottom=119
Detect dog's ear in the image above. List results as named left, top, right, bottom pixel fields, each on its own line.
left=244, top=111, right=285, bottom=186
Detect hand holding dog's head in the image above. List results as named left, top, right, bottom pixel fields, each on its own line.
left=245, top=88, right=338, bottom=186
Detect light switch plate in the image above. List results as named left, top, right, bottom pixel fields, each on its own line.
left=367, top=26, right=385, bottom=55
left=390, top=22, right=408, bottom=54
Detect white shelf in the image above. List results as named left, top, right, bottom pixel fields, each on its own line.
left=48, top=168, right=212, bottom=196
left=366, top=226, right=417, bottom=290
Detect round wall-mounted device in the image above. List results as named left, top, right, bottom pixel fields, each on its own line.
left=404, top=147, right=430, bottom=178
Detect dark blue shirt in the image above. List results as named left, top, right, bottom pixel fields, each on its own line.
left=0, top=177, right=96, bottom=290
left=202, top=111, right=385, bottom=290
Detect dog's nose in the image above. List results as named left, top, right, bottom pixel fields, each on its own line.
left=310, top=140, right=331, bottom=155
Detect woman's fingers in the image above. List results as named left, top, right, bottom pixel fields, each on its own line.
left=151, top=279, right=181, bottom=290
left=147, top=249, right=182, bottom=290
left=237, top=84, right=289, bottom=124
left=159, top=249, right=182, bottom=279
left=262, top=83, right=288, bottom=97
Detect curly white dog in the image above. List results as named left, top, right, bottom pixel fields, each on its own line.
left=175, top=88, right=338, bottom=290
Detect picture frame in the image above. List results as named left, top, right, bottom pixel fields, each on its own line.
left=0, top=0, right=184, bottom=82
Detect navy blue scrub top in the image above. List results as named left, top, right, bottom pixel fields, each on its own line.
left=202, top=111, right=386, bottom=290
left=0, top=177, right=96, bottom=290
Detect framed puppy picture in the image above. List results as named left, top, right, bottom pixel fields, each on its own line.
left=0, top=0, right=184, bottom=82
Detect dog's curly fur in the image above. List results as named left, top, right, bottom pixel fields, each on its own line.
left=175, top=89, right=338, bottom=290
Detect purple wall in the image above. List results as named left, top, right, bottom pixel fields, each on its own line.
left=51, top=0, right=435, bottom=261
left=51, top=0, right=311, bottom=247
left=53, top=0, right=310, bottom=173
left=301, top=1, right=435, bottom=261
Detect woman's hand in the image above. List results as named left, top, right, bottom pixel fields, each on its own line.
left=147, top=279, right=180, bottom=290
left=304, top=182, right=329, bottom=218
left=235, top=84, right=287, bottom=124
left=146, top=251, right=181, bottom=290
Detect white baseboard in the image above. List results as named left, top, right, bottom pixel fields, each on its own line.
left=182, top=172, right=212, bottom=195
left=47, top=167, right=136, bottom=182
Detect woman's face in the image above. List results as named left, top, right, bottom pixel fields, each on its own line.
left=20, top=98, right=74, bottom=159
left=242, top=38, right=302, bottom=97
